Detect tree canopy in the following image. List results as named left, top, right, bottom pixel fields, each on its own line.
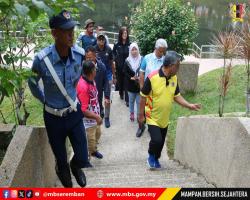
left=130, top=0, right=199, bottom=55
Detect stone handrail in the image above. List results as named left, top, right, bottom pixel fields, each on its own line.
left=174, top=116, right=250, bottom=187
left=0, top=125, right=57, bottom=187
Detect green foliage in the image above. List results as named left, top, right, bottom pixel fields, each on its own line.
left=0, top=0, right=95, bottom=20
left=0, top=68, right=33, bottom=98
left=0, top=84, right=43, bottom=125
left=0, top=9, right=51, bottom=124
left=130, top=0, right=199, bottom=55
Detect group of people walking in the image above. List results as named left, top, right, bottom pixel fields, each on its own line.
left=28, top=10, right=201, bottom=188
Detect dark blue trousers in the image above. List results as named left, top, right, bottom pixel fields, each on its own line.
left=44, top=104, right=89, bottom=171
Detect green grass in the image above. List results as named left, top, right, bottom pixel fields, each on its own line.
left=0, top=65, right=247, bottom=160
left=0, top=89, right=44, bottom=126
left=167, top=65, right=246, bottom=158
left=0, top=89, right=43, bottom=165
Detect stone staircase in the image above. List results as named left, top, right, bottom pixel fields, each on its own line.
left=57, top=92, right=214, bottom=188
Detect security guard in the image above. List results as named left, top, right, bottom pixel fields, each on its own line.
left=28, top=10, right=91, bottom=188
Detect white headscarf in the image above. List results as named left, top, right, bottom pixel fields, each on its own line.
left=127, top=42, right=141, bottom=72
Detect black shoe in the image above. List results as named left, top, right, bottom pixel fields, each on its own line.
left=125, top=102, right=129, bottom=107
left=82, top=161, right=93, bottom=168
left=100, top=110, right=104, bottom=119
left=91, top=151, right=103, bottom=159
left=105, top=117, right=110, bottom=128
left=55, top=164, right=72, bottom=188
left=136, top=124, right=145, bottom=137
left=120, top=95, right=124, bottom=100
left=70, top=160, right=86, bottom=187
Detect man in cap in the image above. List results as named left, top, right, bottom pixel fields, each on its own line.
left=95, top=32, right=115, bottom=128
left=28, top=10, right=91, bottom=188
left=94, top=25, right=110, bottom=45
left=139, top=51, right=201, bottom=169
left=77, top=18, right=97, bottom=50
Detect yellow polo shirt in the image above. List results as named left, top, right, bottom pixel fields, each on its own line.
left=140, top=68, right=180, bottom=128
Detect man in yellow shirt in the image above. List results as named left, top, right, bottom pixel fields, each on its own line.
left=139, top=51, right=201, bottom=169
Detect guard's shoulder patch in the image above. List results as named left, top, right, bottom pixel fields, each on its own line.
left=37, top=46, right=52, bottom=60
left=72, top=45, right=85, bottom=56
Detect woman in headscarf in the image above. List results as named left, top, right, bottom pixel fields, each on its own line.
left=124, top=42, right=145, bottom=137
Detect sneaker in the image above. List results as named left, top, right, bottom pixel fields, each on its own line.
left=147, top=154, right=156, bottom=169
left=155, top=159, right=161, bottom=168
left=91, top=151, right=103, bottom=159
left=105, top=117, right=110, bottom=128
left=130, top=112, right=134, bottom=122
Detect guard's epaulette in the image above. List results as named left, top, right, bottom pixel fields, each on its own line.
left=37, top=45, right=53, bottom=60
left=72, top=45, right=85, bottom=56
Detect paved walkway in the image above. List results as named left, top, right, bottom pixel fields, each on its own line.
left=55, top=93, right=214, bottom=188
left=183, top=55, right=245, bottom=75
left=56, top=55, right=245, bottom=188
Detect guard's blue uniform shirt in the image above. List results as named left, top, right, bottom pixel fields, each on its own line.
left=28, top=44, right=84, bottom=109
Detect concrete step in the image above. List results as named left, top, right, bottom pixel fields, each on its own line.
left=56, top=161, right=213, bottom=187
left=56, top=92, right=213, bottom=188
left=81, top=160, right=212, bottom=187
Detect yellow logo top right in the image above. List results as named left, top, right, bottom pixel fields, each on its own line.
left=229, top=3, right=246, bottom=22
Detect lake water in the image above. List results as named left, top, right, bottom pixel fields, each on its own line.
left=79, top=0, right=248, bottom=46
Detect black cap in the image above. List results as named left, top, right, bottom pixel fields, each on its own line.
left=163, top=51, right=183, bottom=66
left=49, top=10, right=79, bottom=30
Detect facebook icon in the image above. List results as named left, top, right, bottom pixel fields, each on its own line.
left=2, top=190, right=10, bottom=198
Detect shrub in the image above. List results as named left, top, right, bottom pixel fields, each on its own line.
left=129, top=0, right=199, bottom=55
left=212, top=31, right=239, bottom=117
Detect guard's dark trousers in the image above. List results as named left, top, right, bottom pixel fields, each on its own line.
left=44, top=103, right=89, bottom=171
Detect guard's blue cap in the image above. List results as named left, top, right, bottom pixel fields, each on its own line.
left=49, top=10, right=79, bottom=30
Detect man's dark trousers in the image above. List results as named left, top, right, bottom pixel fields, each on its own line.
left=148, top=125, right=168, bottom=159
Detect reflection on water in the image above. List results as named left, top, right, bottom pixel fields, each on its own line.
left=79, top=0, right=248, bottom=45
left=79, top=0, right=139, bottom=33
left=189, top=0, right=248, bottom=45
